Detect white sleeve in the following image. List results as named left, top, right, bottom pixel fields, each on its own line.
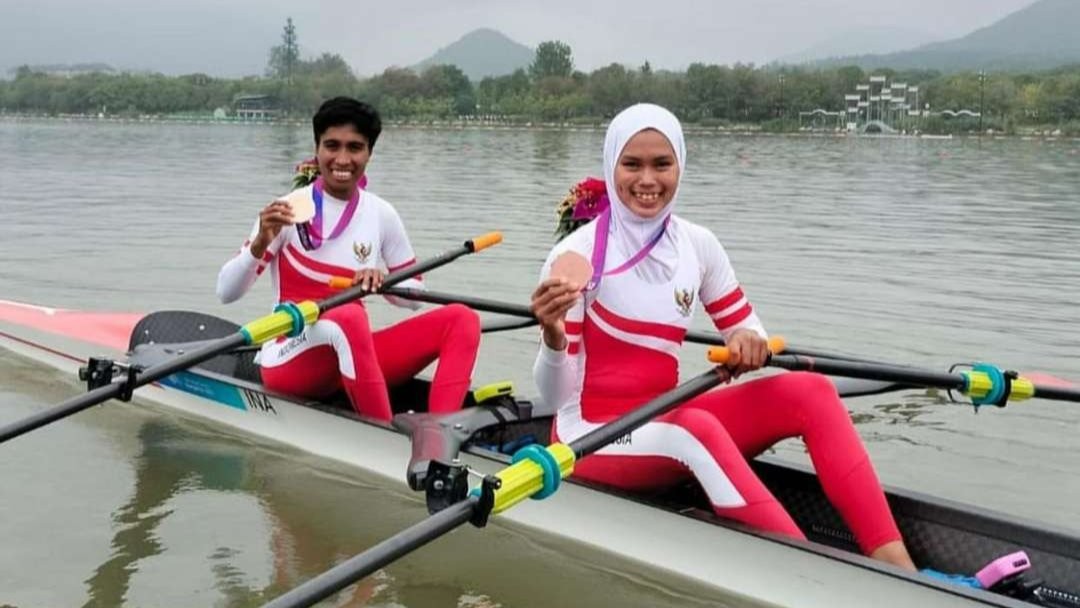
left=216, top=218, right=283, bottom=304
left=378, top=199, right=423, bottom=310
left=532, top=245, right=586, bottom=410
left=695, top=228, right=767, bottom=340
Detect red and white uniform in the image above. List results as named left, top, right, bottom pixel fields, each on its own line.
left=218, top=185, right=479, bottom=421
left=534, top=104, right=901, bottom=555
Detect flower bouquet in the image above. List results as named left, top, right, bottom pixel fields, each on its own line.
left=554, top=177, right=609, bottom=242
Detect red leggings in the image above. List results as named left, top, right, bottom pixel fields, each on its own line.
left=560, top=372, right=901, bottom=555
left=260, top=303, right=480, bottom=421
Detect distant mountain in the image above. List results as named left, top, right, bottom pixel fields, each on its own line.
left=780, top=27, right=940, bottom=65
left=413, top=28, right=534, bottom=81
left=817, top=0, right=1080, bottom=71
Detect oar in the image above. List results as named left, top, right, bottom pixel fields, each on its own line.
left=707, top=347, right=1080, bottom=406
left=259, top=339, right=784, bottom=608
left=376, top=288, right=1080, bottom=399
left=378, top=288, right=1079, bottom=398
left=376, top=286, right=873, bottom=361
left=375, top=287, right=898, bottom=365
left=0, top=233, right=503, bottom=444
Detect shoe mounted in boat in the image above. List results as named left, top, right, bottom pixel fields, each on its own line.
left=922, top=550, right=1032, bottom=591
left=921, top=569, right=984, bottom=589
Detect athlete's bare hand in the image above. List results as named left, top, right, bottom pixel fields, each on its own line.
left=251, top=200, right=294, bottom=257
left=724, top=329, right=770, bottom=376
left=531, top=277, right=582, bottom=350
left=352, top=268, right=385, bottom=293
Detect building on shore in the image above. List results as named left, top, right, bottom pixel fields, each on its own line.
left=841, top=76, right=925, bottom=133
left=840, top=76, right=984, bottom=133
left=232, top=95, right=280, bottom=120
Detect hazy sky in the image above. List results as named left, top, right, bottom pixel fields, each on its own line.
left=0, top=0, right=1038, bottom=77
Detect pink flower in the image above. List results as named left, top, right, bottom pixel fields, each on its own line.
left=578, top=177, right=605, bottom=195
left=570, top=177, right=609, bottom=220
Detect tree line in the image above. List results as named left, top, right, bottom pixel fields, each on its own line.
left=3, top=20, right=1079, bottom=134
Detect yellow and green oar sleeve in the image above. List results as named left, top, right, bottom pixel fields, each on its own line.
left=485, top=443, right=576, bottom=515
left=239, top=301, right=320, bottom=345
left=961, top=364, right=1035, bottom=405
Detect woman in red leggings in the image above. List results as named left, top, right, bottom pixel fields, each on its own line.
left=531, top=103, right=916, bottom=570
left=217, top=97, right=479, bottom=421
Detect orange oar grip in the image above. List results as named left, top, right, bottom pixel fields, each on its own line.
left=469, top=231, right=503, bottom=252
left=707, top=336, right=787, bottom=365
left=328, top=276, right=353, bottom=290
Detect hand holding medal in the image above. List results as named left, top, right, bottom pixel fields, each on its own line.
left=251, top=199, right=296, bottom=258
left=283, top=189, right=316, bottom=224
left=531, top=251, right=592, bottom=351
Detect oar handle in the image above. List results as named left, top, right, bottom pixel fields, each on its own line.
left=328, top=276, right=352, bottom=290
left=468, top=231, right=503, bottom=252
left=706, top=336, right=787, bottom=365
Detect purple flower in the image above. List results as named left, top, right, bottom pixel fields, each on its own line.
left=571, top=192, right=609, bottom=220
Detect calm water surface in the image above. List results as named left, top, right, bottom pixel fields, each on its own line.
left=0, top=119, right=1078, bottom=607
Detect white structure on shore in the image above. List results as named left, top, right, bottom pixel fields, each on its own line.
left=843, top=76, right=925, bottom=133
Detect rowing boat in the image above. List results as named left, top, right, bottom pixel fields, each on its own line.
left=2, top=298, right=1078, bottom=608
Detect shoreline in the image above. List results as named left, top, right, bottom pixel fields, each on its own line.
left=1, top=112, right=1077, bottom=140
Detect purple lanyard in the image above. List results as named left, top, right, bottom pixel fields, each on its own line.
left=586, top=209, right=670, bottom=291
left=298, top=177, right=360, bottom=250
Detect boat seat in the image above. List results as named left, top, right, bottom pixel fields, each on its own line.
left=128, top=310, right=261, bottom=383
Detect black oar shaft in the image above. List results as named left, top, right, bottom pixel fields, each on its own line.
left=0, top=334, right=247, bottom=443
left=570, top=368, right=729, bottom=457
left=321, top=244, right=474, bottom=312
left=262, top=498, right=477, bottom=608
left=382, top=286, right=530, bottom=317
left=381, top=287, right=874, bottom=362
left=1034, top=384, right=1080, bottom=403
left=0, top=383, right=123, bottom=442
left=769, top=354, right=966, bottom=391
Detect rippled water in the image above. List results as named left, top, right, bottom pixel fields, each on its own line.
left=1, top=119, right=1078, bottom=607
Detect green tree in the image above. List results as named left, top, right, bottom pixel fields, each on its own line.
left=530, top=41, right=574, bottom=80
left=417, top=65, right=475, bottom=115
left=684, top=63, right=732, bottom=120
left=267, top=17, right=300, bottom=111
left=588, top=63, right=634, bottom=117
left=299, top=53, right=352, bottom=78
left=268, top=18, right=300, bottom=81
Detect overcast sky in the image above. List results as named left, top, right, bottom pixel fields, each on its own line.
left=0, top=0, right=1038, bottom=78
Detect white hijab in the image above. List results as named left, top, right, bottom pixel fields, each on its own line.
left=601, top=103, right=686, bottom=284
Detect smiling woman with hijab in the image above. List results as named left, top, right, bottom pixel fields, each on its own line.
left=530, top=103, right=919, bottom=571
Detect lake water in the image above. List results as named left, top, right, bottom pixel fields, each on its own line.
left=1, top=118, right=1078, bottom=607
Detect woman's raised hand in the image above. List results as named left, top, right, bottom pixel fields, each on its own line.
left=251, top=200, right=295, bottom=258
left=530, top=277, right=582, bottom=350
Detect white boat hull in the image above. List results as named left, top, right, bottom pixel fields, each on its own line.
left=0, top=302, right=1028, bottom=607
